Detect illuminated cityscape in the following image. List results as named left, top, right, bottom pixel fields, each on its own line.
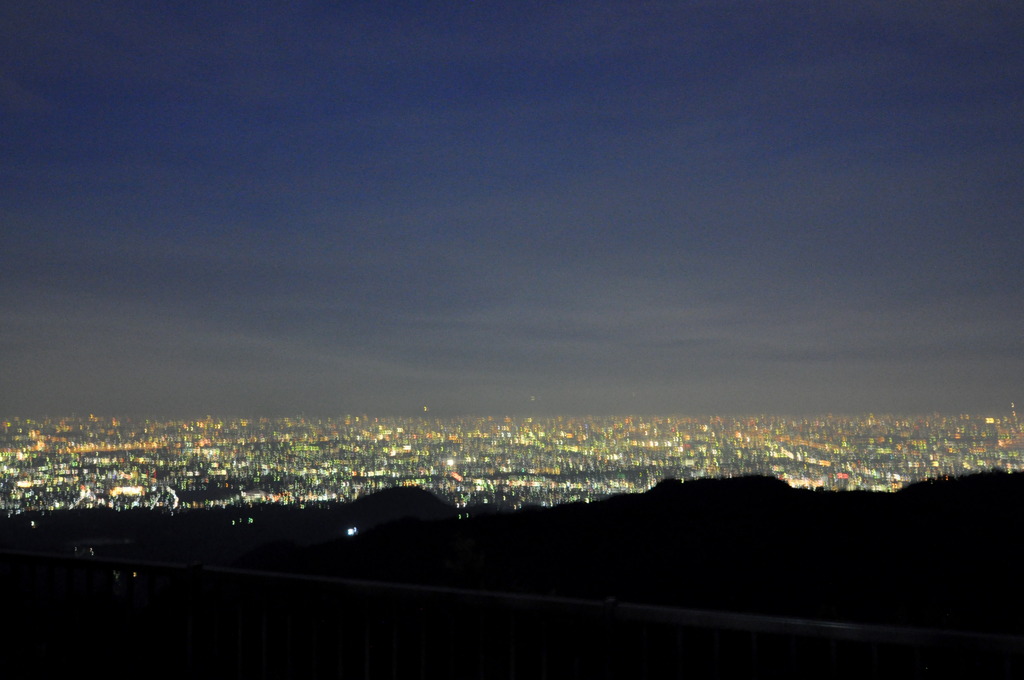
left=3, top=411, right=1021, bottom=515
left=2, top=3, right=1022, bottom=675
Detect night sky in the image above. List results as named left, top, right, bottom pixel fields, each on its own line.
left=3, top=1, right=1022, bottom=418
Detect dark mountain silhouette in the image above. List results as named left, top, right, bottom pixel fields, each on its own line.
left=3, top=473, right=1022, bottom=634
left=236, top=472, right=1024, bottom=634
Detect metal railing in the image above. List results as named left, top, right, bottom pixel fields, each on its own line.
left=2, top=548, right=1022, bottom=679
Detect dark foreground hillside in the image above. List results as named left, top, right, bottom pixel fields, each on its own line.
left=4, top=473, right=1024, bottom=679
left=241, top=472, right=1024, bottom=634
left=3, top=472, right=1022, bottom=634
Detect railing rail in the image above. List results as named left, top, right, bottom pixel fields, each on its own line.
left=2, top=548, right=1022, bottom=679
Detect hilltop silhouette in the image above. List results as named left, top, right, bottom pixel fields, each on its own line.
left=3, top=473, right=1022, bottom=634
left=239, top=472, right=1024, bottom=634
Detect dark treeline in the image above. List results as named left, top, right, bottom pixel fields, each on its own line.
left=240, top=472, right=1024, bottom=634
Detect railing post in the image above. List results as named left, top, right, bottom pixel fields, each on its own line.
left=391, top=610, right=399, bottom=680
left=712, top=629, right=721, bottom=680
left=364, top=608, right=372, bottom=680
left=186, top=562, right=203, bottom=676
left=261, top=604, right=269, bottom=680
left=479, top=609, right=487, bottom=679
left=418, top=606, right=427, bottom=680
left=641, top=623, right=650, bottom=680
left=604, top=597, right=618, bottom=680
left=508, top=611, right=517, bottom=680
left=237, top=605, right=246, bottom=680
left=540, top=618, right=548, bottom=680
left=337, top=608, right=346, bottom=679
left=750, top=631, right=758, bottom=680
left=676, top=626, right=685, bottom=680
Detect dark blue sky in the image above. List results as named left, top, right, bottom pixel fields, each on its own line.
left=2, top=1, right=1022, bottom=417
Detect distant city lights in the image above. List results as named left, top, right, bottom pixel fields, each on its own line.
left=0, top=412, right=1021, bottom=514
